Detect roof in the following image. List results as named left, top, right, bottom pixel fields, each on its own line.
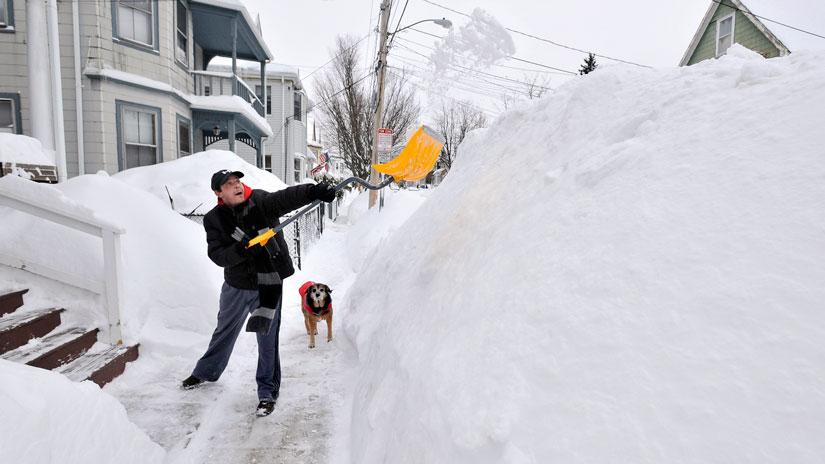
left=680, top=0, right=825, bottom=65
left=189, top=0, right=273, bottom=62
left=207, top=62, right=303, bottom=89
left=743, top=0, right=825, bottom=52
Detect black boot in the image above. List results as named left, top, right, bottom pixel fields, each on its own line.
left=256, top=399, right=276, bottom=417
left=181, top=375, right=205, bottom=390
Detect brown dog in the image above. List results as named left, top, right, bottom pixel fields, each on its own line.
left=298, top=281, right=333, bottom=349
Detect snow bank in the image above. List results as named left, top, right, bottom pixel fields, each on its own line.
left=0, top=360, right=164, bottom=463
left=0, top=133, right=55, bottom=165
left=341, top=47, right=825, bottom=462
left=113, top=150, right=287, bottom=215
left=0, top=171, right=222, bottom=350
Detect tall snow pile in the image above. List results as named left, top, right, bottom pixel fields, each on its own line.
left=341, top=46, right=825, bottom=463
left=0, top=360, right=164, bottom=463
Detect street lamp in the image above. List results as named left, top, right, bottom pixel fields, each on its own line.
left=369, top=10, right=452, bottom=209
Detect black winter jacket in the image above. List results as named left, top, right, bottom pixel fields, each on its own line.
left=203, top=185, right=315, bottom=289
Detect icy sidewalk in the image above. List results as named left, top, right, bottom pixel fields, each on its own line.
left=105, top=221, right=357, bottom=464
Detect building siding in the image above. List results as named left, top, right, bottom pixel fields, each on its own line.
left=2, top=0, right=271, bottom=179
left=687, top=1, right=781, bottom=65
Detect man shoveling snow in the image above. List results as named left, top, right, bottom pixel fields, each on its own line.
left=181, top=169, right=336, bottom=417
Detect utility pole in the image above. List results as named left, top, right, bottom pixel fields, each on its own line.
left=369, top=0, right=392, bottom=209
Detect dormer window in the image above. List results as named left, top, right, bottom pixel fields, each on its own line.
left=716, top=14, right=735, bottom=57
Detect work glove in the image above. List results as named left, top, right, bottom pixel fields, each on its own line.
left=231, top=227, right=250, bottom=243
left=309, top=182, right=336, bottom=202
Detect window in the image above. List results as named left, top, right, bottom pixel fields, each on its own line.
left=0, top=94, right=20, bottom=134
left=175, top=0, right=188, bottom=65
left=293, top=158, right=301, bottom=183
left=256, top=85, right=272, bottom=115
left=117, top=102, right=161, bottom=170
left=116, top=0, right=155, bottom=48
left=293, top=93, right=302, bottom=122
left=0, top=98, right=16, bottom=133
left=177, top=115, right=191, bottom=157
left=0, top=0, right=12, bottom=29
left=716, top=14, right=734, bottom=57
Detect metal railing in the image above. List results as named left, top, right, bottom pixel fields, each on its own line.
left=0, top=180, right=125, bottom=345
left=191, top=70, right=265, bottom=117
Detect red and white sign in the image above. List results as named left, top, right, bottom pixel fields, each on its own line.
left=377, top=128, right=393, bottom=156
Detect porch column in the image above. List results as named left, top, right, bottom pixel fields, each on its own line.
left=231, top=18, right=238, bottom=96
left=228, top=119, right=236, bottom=153
left=260, top=60, right=267, bottom=117
left=260, top=60, right=267, bottom=170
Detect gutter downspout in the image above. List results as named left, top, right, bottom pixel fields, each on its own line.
left=47, top=0, right=67, bottom=182
left=282, top=75, right=287, bottom=183
left=26, top=0, right=54, bottom=151
left=72, top=0, right=85, bottom=175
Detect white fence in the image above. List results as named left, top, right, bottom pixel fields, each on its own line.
left=0, top=187, right=125, bottom=345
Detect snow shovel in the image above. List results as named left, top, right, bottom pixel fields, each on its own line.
left=246, top=125, right=444, bottom=249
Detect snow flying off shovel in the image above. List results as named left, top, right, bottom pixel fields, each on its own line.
left=246, top=125, right=444, bottom=249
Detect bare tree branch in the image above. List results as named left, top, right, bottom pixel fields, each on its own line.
left=434, top=101, right=487, bottom=172
left=314, top=36, right=421, bottom=180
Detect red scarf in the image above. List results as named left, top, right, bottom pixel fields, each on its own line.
left=217, top=183, right=253, bottom=205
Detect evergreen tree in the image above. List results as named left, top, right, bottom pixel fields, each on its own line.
left=579, top=53, right=598, bottom=75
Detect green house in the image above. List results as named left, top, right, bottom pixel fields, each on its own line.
left=680, top=0, right=825, bottom=66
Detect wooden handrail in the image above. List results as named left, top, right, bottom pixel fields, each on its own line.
left=0, top=180, right=125, bottom=345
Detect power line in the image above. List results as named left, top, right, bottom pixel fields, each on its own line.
left=387, top=68, right=500, bottom=116
left=395, top=42, right=555, bottom=91
left=407, top=27, right=576, bottom=75
left=389, top=57, right=529, bottom=98
left=272, top=71, right=373, bottom=141
left=302, top=33, right=372, bottom=82
left=418, top=0, right=652, bottom=68
left=392, top=0, right=412, bottom=38
left=709, top=0, right=825, bottom=41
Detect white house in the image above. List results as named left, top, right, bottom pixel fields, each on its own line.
left=208, top=63, right=310, bottom=185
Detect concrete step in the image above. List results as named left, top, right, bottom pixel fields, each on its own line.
left=1, top=326, right=99, bottom=370
left=0, top=307, right=64, bottom=355
left=0, top=289, right=29, bottom=317
left=57, top=343, right=140, bottom=387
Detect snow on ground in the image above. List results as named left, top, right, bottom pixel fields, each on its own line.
left=0, top=359, right=163, bottom=463
left=339, top=46, right=825, bottom=463
left=103, top=188, right=424, bottom=464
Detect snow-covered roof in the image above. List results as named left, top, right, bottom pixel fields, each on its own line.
left=84, top=67, right=273, bottom=137
left=188, top=95, right=273, bottom=137
left=207, top=62, right=302, bottom=88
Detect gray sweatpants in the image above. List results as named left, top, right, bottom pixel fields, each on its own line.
left=192, top=282, right=283, bottom=401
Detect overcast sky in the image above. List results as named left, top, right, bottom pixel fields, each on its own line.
left=242, top=0, right=713, bottom=116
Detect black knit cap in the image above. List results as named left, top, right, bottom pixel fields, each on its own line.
left=211, top=169, right=244, bottom=191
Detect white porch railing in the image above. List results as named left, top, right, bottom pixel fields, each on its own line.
left=191, top=70, right=265, bottom=117
left=0, top=187, right=125, bottom=345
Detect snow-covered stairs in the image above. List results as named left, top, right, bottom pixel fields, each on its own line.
left=0, top=288, right=139, bottom=386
